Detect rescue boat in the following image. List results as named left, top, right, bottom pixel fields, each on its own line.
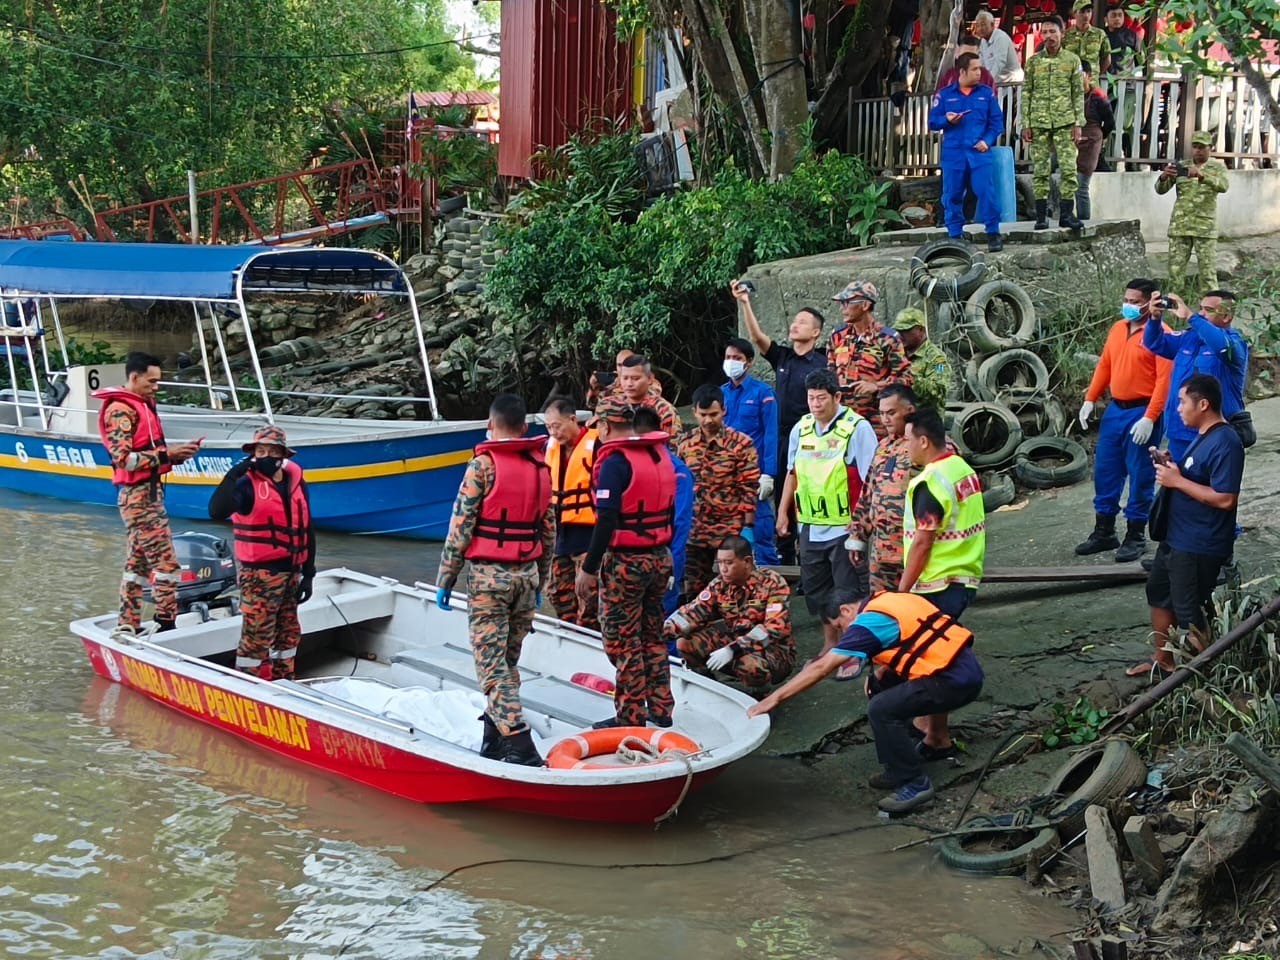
left=70, top=568, right=771, bottom=824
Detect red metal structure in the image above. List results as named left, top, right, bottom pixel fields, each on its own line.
left=0, top=217, right=86, bottom=241
left=498, top=0, right=633, bottom=180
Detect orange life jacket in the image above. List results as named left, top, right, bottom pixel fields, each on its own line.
left=464, top=438, right=552, bottom=563
left=232, top=460, right=312, bottom=567
left=592, top=432, right=676, bottom=549
left=547, top=426, right=597, bottom=526
left=93, top=388, right=172, bottom=487
left=863, top=591, right=974, bottom=680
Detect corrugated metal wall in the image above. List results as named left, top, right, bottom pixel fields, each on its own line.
left=498, top=0, right=634, bottom=180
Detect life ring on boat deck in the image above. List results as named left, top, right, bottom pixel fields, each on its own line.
left=545, top=727, right=701, bottom=771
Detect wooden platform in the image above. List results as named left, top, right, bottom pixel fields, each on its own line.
left=764, top=564, right=1148, bottom=585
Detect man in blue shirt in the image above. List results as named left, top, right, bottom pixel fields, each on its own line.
left=1143, top=290, right=1248, bottom=464
left=928, top=51, right=1006, bottom=252
left=722, top=336, right=780, bottom=566
left=1129, top=374, right=1244, bottom=679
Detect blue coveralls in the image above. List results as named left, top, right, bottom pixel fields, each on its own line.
left=723, top=374, right=780, bottom=566
left=928, top=81, right=1005, bottom=237
left=1093, top=401, right=1163, bottom=523
left=662, top=448, right=696, bottom=633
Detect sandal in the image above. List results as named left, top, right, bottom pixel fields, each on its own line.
left=915, top=741, right=960, bottom=762
left=1124, top=657, right=1175, bottom=679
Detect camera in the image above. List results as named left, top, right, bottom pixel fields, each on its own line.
left=735, top=279, right=755, bottom=293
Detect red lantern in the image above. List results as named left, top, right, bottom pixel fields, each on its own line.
left=1013, top=4, right=1026, bottom=16
left=802, top=12, right=816, bottom=29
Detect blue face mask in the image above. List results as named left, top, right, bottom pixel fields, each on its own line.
left=1120, top=303, right=1143, bottom=321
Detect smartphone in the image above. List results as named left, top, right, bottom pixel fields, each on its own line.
left=1156, top=296, right=1175, bottom=310
left=1174, top=161, right=1189, bottom=178
left=736, top=279, right=756, bottom=293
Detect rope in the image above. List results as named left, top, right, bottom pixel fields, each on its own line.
left=613, top=735, right=699, bottom=827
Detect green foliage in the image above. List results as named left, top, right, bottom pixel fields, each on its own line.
left=412, top=130, right=497, bottom=200
left=507, top=123, right=648, bottom=220
left=1041, top=697, right=1109, bottom=749
left=1233, top=253, right=1280, bottom=354
left=1139, top=0, right=1280, bottom=73
left=600, top=0, right=652, bottom=40
left=63, top=337, right=122, bottom=367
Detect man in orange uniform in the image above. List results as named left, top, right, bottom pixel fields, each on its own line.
left=617, top=353, right=681, bottom=436
left=1075, top=278, right=1173, bottom=562
left=826, top=281, right=913, bottom=438
left=543, top=397, right=600, bottom=630
left=436, top=393, right=555, bottom=766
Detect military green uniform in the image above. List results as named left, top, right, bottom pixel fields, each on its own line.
left=908, top=340, right=952, bottom=414
left=1062, top=25, right=1108, bottom=76
left=1023, top=47, right=1086, bottom=200
left=1156, top=158, right=1229, bottom=297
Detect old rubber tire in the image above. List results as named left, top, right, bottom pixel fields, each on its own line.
left=1014, top=436, right=1089, bottom=488
left=977, top=349, right=1050, bottom=397
left=910, top=238, right=988, bottom=303
left=982, top=472, right=1016, bottom=512
left=939, top=817, right=1060, bottom=875
left=963, top=356, right=992, bottom=401
left=1043, top=739, right=1148, bottom=841
left=963, top=280, right=1037, bottom=353
left=1003, top=391, right=1067, bottom=439
left=951, top=402, right=1024, bottom=468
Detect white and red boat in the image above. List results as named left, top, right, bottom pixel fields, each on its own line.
left=71, top=568, right=770, bottom=824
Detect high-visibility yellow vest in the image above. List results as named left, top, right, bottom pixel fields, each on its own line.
left=904, top=453, right=986, bottom=593
left=792, top=408, right=866, bottom=526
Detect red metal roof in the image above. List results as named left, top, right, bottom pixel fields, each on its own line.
left=410, top=91, right=498, bottom=107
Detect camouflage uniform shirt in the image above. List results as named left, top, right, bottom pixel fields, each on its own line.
left=437, top=453, right=555, bottom=590
left=1062, top=25, right=1108, bottom=76
left=1023, top=48, right=1086, bottom=129
left=101, top=401, right=165, bottom=473
left=826, top=322, right=913, bottom=427
left=1156, top=159, right=1229, bottom=238
left=907, top=340, right=952, bottom=413
left=667, top=567, right=793, bottom=659
left=850, top=435, right=914, bottom=575
left=675, top=426, right=760, bottom=547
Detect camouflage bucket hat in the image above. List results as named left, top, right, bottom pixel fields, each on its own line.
left=243, top=424, right=297, bottom=457
left=833, top=280, right=879, bottom=304
left=892, top=306, right=927, bottom=331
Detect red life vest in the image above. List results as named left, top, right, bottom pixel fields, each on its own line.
left=93, top=388, right=172, bottom=487
left=863, top=591, right=974, bottom=680
left=464, top=438, right=552, bottom=563
left=592, top=432, right=676, bottom=549
left=232, top=460, right=312, bottom=567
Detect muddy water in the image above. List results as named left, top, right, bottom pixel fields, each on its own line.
left=0, top=489, right=1075, bottom=958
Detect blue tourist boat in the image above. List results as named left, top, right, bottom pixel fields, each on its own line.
left=0, top=241, right=485, bottom=538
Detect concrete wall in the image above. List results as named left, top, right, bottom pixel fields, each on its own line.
left=1090, top=169, right=1280, bottom=241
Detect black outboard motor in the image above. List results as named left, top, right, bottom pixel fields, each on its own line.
left=143, top=531, right=238, bottom=620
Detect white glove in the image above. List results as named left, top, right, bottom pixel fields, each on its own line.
left=666, top=576, right=675, bottom=592
left=1129, top=416, right=1155, bottom=445
left=706, top=646, right=735, bottom=671
left=758, top=475, right=775, bottom=501
left=1078, top=400, right=1095, bottom=430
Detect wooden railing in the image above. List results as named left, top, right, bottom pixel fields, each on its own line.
left=848, top=71, right=1278, bottom=176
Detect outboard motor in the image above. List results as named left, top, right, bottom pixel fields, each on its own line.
left=143, top=531, right=238, bottom=620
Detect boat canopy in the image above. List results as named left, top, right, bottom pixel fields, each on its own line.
left=0, top=240, right=408, bottom=301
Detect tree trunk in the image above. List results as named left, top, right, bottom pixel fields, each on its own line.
left=742, top=0, right=808, bottom=177
left=918, top=0, right=960, bottom=92
left=812, top=0, right=894, bottom=149
left=1232, top=53, right=1280, bottom=138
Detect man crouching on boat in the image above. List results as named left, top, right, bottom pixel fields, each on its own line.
left=436, top=394, right=555, bottom=767
left=747, top=590, right=984, bottom=815
left=208, top=425, right=316, bottom=681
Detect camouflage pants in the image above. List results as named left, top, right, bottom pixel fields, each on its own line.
left=683, top=543, right=718, bottom=601
left=1167, top=235, right=1218, bottom=298
left=678, top=621, right=795, bottom=688
left=236, top=568, right=301, bottom=680
left=1031, top=126, right=1079, bottom=199
left=549, top=553, right=600, bottom=631
left=117, top=483, right=180, bottom=630
left=468, top=560, right=538, bottom=736
left=600, top=547, right=673, bottom=725
left=869, top=534, right=904, bottom=596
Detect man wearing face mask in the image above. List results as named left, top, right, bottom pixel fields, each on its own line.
left=1075, top=280, right=1173, bottom=562
left=722, top=337, right=780, bottom=567
left=209, top=425, right=316, bottom=681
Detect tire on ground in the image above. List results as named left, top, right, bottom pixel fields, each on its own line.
left=977, top=349, right=1050, bottom=397
left=910, top=238, right=988, bottom=303
left=938, top=816, right=1060, bottom=875
left=1042, top=738, right=1149, bottom=840
left=963, top=280, right=1037, bottom=353
left=1003, top=390, right=1067, bottom=438
left=950, top=402, right=1024, bottom=468
left=982, top=472, right=1016, bottom=512
left=1013, top=436, right=1090, bottom=488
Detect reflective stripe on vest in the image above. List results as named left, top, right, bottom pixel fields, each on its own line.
left=94, top=388, right=172, bottom=486
left=464, top=437, right=552, bottom=563
left=904, top=453, right=986, bottom=593
left=547, top=426, right=597, bottom=526
left=592, top=432, right=676, bottom=549
left=792, top=408, right=865, bottom=525
left=232, top=460, right=311, bottom=566
left=864, top=591, right=974, bottom=680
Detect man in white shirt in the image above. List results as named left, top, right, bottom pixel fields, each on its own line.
left=974, top=11, right=1024, bottom=84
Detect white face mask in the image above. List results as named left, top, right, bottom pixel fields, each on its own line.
left=723, top=359, right=747, bottom=381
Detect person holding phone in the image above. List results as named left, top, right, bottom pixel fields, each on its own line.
left=1156, top=130, right=1229, bottom=297
left=95, top=351, right=203, bottom=635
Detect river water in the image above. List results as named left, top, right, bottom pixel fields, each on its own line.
left=0, top=487, right=1077, bottom=959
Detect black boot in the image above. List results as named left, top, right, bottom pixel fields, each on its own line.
left=1115, top=521, right=1147, bottom=563
left=1034, top=199, right=1049, bottom=230
left=987, top=233, right=1004, bottom=253
left=155, top=618, right=176, bottom=633
left=1075, top=513, right=1120, bottom=555
left=479, top=713, right=502, bottom=759
left=1058, top=197, right=1084, bottom=230
left=496, top=728, right=545, bottom=767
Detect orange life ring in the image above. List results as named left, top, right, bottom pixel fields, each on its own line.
left=545, top=726, right=701, bottom=771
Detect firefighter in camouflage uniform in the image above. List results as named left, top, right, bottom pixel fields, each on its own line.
left=825, top=281, right=913, bottom=438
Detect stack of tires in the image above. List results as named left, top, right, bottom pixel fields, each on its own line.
left=910, top=238, right=1088, bottom=495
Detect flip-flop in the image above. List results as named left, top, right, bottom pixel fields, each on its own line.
left=915, top=741, right=961, bottom=762
left=1124, top=658, right=1174, bottom=679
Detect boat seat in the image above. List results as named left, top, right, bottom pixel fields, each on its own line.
left=299, top=585, right=396, bottom=632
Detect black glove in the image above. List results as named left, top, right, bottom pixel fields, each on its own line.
left=296, top=576, right=314, bottom=603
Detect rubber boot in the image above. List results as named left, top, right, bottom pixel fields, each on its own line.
left=1034, top=199, right=1049, bottom=230
left=479, top=713, right=502, bottom=759
left=987, top=233, right=1004, bottom=253
left=1058, top=197, right=1084, bottom=230
left=1114, top=521, right=1147, bottom=563
left=1074, top=513, right=1120, bottom=555
left=155, top=618, right=176, bottom=633
left=496, top=728, right=545, bottom=767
